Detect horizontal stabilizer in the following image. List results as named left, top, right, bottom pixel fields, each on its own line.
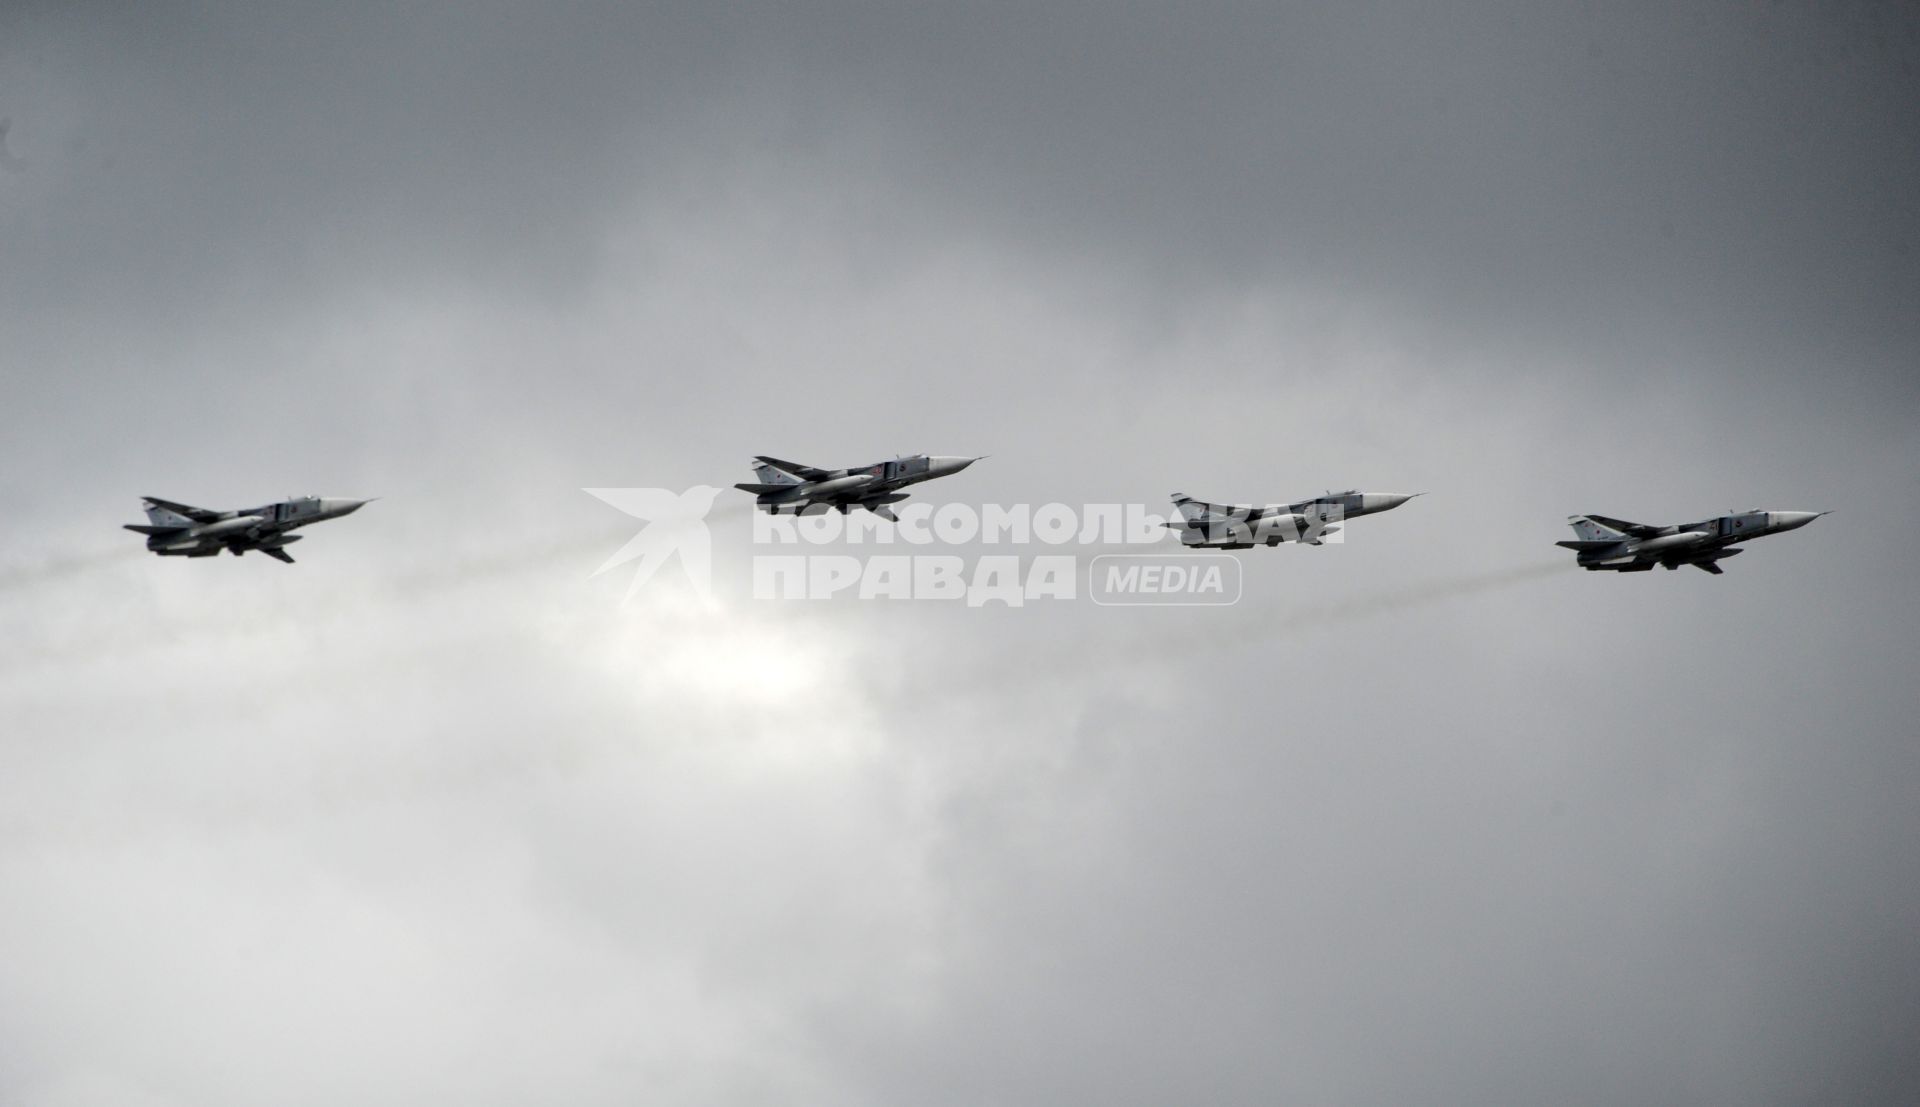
left=1556, top=539, right=1621, bottom=552
left=735, top=482, right=796, bottom=495
left=124, top=523, right=185, bottom=536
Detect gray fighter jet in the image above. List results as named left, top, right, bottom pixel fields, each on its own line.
left=125, top=495, right=373, bottom=564
left=735, top=455, right=982, bottom=519
left=1168, top=490, right=1421, bottom=548
left=1558, top=509, right=1826, bottom=574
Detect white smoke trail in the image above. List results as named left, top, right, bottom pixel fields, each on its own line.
left=0, top=501, right=770, bottom=672
left=0, top=548, right=1571, bottom=849
left=882, top=558, right=1573, bottom=698
left=0, top=545, right=139, bottom=596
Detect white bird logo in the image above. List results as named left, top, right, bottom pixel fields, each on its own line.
left=584, top=485, right=723, bottom=604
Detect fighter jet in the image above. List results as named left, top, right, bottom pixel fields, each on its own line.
left=1168, top=490, right=1422, bottom=548
left=1557, top=509, right=1827, bottom=574
left=735, top=455, right=982, bottom=520
left=125, top=495, right=373, bottom=564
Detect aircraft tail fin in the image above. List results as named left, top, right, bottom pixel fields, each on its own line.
left=1170, top=494, right=1226, bottom=527
left=751, top=461, right=804, bottom=487
left=143, top=502, right=197, bottom=529
left=1567, top=515, right=1628, bottom=542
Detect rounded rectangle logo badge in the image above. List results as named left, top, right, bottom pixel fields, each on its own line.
left=1089, top=553, right=1243, bottom=606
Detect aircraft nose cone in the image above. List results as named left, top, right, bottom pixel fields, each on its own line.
left=325, top=497, right=374, bottom=515
left=1362, top=492, right=1422, bottom=513
left=931, top=455, right=984, bottom=476
left=1773, top=510, right=1824, bottom=530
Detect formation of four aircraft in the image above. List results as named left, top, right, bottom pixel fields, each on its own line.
left=126, top=453, right=1825, bottom=575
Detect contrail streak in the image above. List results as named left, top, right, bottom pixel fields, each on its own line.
left=0, top=546, right=139, bottom=596
left=1236, top=558, right=1567, bottom=636
left=0, top=549, right=1570, bottom=848
left=887, top=559, right=1573, bottom=697
left=1115, top=558, right=1569, bottom=662
left=0, top=504, right=767, bottom=672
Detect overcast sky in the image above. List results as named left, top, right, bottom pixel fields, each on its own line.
left=2, top=3, right=1917, bottom=1104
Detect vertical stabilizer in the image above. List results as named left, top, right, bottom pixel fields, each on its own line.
left=143, top=501, right=195, bottom=529
left=1567, top=515, right=1627, bottom=542
left=1170, top=494, right=1217, bottom=526
left=752, top=461, right=804, bottom=486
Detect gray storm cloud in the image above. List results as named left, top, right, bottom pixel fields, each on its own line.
left=1, top=3, right=1916, bottom=1106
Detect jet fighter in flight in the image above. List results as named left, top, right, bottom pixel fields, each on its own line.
left=1557, top=509, right=1826, bottom=574
left=735, top=455, right=982, bottom=519
left=1168, top=490, right=1421, bottom=548
left=125, top=495, right=373, bottom=564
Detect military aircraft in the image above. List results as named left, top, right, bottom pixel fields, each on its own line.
left=124, top=495, right=373, bottom=563
left=1168, top=490, right=1422, bottom=548
left=1557, top=509, right=1827, bottom=574
left=734, top=455, right=982, bottom=519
